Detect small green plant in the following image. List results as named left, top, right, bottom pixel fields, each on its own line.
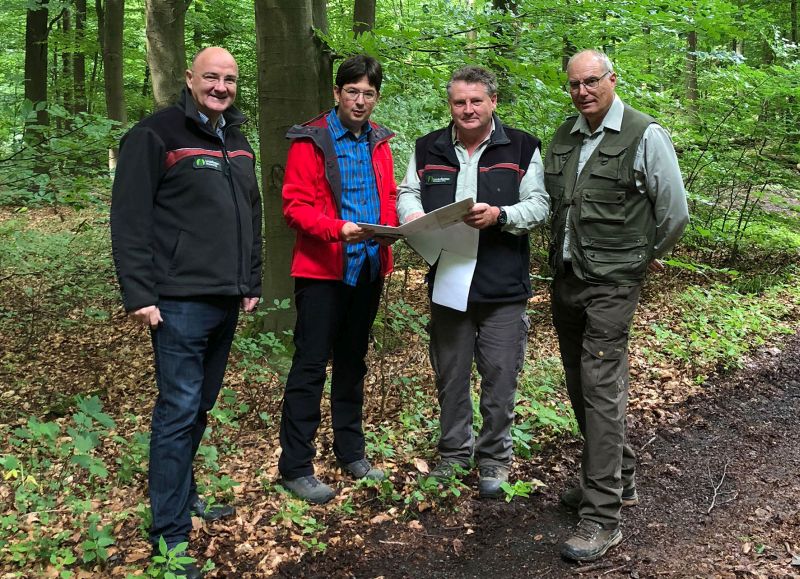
left=147, top=538, right=197, bottom=579
left=80, top=514, right=115, bottom=563
left=499, top=479, right=546, bottom=503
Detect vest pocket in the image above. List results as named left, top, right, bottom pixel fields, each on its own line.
left=589, top=145, right=628, bottom=180
left=544, top=143, right=575, bottom=175
left=580, top=236, right=648, bottom=281
left=580, top=188, right=626, bottom=223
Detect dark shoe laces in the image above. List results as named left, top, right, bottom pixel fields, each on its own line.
left=574, top=519, right=602, bottom=541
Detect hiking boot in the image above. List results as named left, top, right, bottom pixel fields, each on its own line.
left=174, top=561, right=203, bottom=579
left=428, top=458, right=469, bottom=480
left=560, top=486, right=639, bottom=510
left=280, top=475, right=336, bottom=504
left=338, top=458, right=385, bottom=481
left=190, top=498, right=236, bottom=522
left=478, top=464, right=509, bottom=499
left=561, top=519, right=622, bottom=562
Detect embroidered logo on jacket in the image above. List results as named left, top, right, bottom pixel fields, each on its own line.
left=193, top=157, right=223, bottom=171
left=426, top=174, right=454, bottom=185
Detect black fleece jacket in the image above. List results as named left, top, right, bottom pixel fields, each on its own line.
left=110, top=88, right=262, bottom=312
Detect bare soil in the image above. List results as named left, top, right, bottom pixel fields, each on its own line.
left=278, top=336, right=800, bottom=578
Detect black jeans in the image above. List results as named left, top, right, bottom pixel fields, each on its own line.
left=551, top=268, right=641, bottom=528
left=278, top=269, right=382, bottom=479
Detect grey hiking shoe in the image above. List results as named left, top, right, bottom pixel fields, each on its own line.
left=478, top=464, right=509, bottom=499
left=560, top=486, right=639, bottom=510
left=561, top=519, right=622, bottom=562
left=429, top=458, right=469, bottom=480
left=190, top=497, right=236, bottom=522
left=280, top=475, right=335, bottom=504
left=338, top=458, right=385, bottom=481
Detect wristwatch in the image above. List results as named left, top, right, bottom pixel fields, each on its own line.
left=497, top=207, right=508, bottom=226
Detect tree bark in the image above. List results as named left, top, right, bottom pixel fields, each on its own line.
left=104, top=0, right=126, bottom=169
left=352, top=0, right=375, bottom=36
left=24, top=0, right=49, bottom=135
left=254, top=0, right=332, bottom=331
left=145, top=0, right=190, bottom=109
left=61, top=8, right=73, bottom=127
left=73, top=0, right=87, bottom=114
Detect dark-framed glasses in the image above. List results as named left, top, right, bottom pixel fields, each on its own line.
left=341, top=88, right=378, bottom=102
left=567, top=71, right=611, bottom=93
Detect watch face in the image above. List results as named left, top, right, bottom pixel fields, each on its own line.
left=498, top=210, right=507, bottom=225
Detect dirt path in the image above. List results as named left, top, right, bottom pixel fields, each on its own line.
left=280, top=336, right=800, bottom=578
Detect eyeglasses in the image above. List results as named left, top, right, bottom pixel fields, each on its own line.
left=341, top=88, right=378, bottom=102
left=199, top=73, right=238, bottom=86
left=567, top=71, right=611, bottom=93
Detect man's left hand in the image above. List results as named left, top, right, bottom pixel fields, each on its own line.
left=648, top=259, right=665, bottom=273
left=464, top=203, right=500, bottom=229
left=241, top=297, right=259, bottom=312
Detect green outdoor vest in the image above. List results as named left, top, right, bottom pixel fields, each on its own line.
left=544, top=104, right=656, bottom=286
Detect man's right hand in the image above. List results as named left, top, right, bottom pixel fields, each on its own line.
left=130, top=305, right=163, bottom=329
left=340, top=222, right=372, bottom=243
left=404, top=211, right=425, bottom=223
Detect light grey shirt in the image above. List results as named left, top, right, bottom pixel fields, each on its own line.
left=397, top=121, right=550, bottom=235
left=563, top=96, right=689, bottom=259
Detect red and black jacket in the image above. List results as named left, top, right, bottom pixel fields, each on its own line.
left=111, top=88, right=262, bottom=312
left=415, top=115, right=539, bottom=303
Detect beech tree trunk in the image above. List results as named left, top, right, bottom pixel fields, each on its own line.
left=254, top=0, right=332, bottom=331
left=73, top=0, right=87, bottom=114
left=104, top=0, right=126, bottom=169
left=353, top=0, right=375, bottom=36
left=145, top=0, right=190, bottom=109
left=24, top=0, right=49, bottom=138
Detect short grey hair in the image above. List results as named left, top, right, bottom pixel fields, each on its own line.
left=446, top=66, right=498, bottom=98
left=567, top=50, right=615, bottom=75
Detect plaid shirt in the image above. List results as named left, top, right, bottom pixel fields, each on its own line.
left=327, top=109, right=381, bottom=286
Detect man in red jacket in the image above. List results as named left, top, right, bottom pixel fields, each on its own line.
left=278, top=55, right=398, bottom=503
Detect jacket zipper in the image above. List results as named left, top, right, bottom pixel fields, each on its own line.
left=220, top=132, right=243, bottom=291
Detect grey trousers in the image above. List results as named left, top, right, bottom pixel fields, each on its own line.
left=429, top=300, right=529, bottom=467
left=551, top=269, right=641, bottom=528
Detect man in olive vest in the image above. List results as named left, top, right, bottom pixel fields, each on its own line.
left=398, top=66, right=549, bottom=498
left=545, top=50, right=688, bottom=562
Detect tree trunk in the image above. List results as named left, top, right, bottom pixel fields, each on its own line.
left=792, top=0, right=798, bottom=44
left=686, top=30, right=698, bottom=113
left=73, top=0, right=87, bottom=114
left=145, top=0, right=190, bottom=109
left=352, top=0, right=375, bottom=36
left=61, top=8, right=73, bottom=127
left=254, top=0, right=333, bottom=331
left=104, top=0, right=126, bottom=169
left=24, top=1, right=49, bottom=137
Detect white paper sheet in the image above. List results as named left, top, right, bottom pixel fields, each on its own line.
left=357, top=197, right=474, bottom=238
left=431, top=249, right=478, bottom=312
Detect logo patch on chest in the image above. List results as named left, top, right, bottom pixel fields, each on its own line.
left=426, top=174, right=454, bottom=185
left=193, top=157, right=222, bottom=171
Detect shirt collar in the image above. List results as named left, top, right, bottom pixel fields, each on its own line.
left=328, top=108, right=371, bottom=141
left=198, top=111, right=226, bottom=130
left=570, top=95, right=624, bottom=136
left=452, top=118, right=496, bottom=147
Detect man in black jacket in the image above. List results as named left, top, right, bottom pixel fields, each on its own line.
left=397, top=66, right=549, bottom=498
left=110, top=47, right=261, bottom=575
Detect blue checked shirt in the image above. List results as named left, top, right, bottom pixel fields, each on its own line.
left=327, top=109, right=381, bottom=286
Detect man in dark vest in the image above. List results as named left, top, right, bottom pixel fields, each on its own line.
left=397, top=66, right=549, bottom=498
left=545, top=49, right=689, bottom=562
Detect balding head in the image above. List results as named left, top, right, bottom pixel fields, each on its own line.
left=185, top=47, right=238, bottom=126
